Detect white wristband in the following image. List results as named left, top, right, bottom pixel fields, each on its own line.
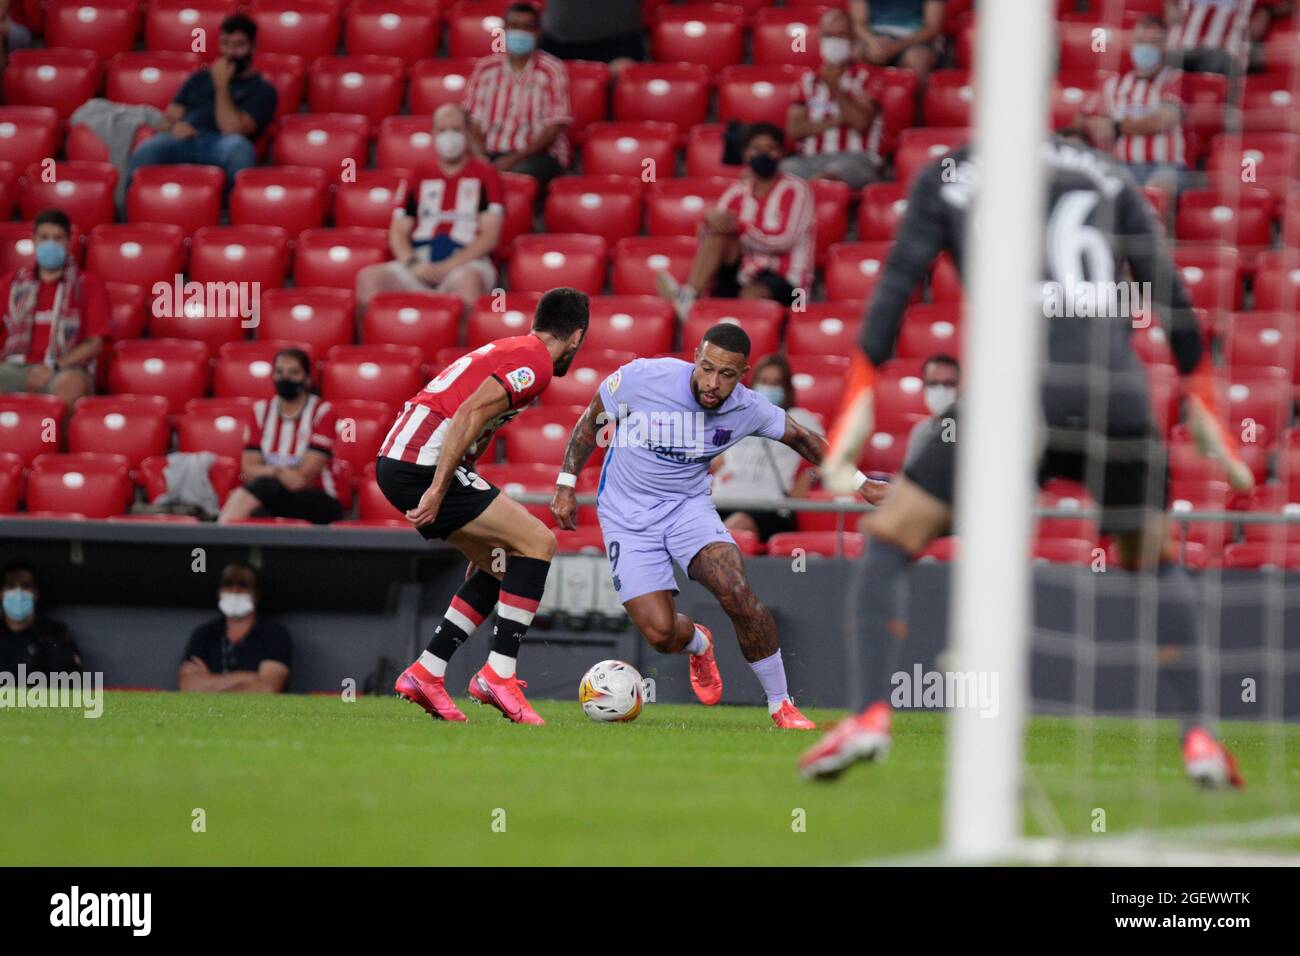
left=853, top=469, right=869, bottom=489
left=556, top=471, right=577, bottom=488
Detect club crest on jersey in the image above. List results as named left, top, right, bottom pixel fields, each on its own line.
left=505, top=367, right=535, bottom=393
left=711, top=428, right=732, bottom=446
left=607, top=370, right=621, bottom=393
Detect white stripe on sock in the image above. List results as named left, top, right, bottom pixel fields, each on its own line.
left=419, top=650, right=447, bottom=678
left=445, top=606, right=478, bottom=635
left=496, top=602, right=535, bottom=626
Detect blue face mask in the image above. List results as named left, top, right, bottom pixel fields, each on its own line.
left=755, top=384, right=786, bottom=406
left=505, top=30, right=535, bottom=55
left=3, top=588, right=34, bottom=621
left=35, top=239, right=67, bottom=271
left=1130, top=42, right=1162, bottom=74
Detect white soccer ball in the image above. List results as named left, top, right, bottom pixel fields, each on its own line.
left=579, top=660, right=645, bottom=722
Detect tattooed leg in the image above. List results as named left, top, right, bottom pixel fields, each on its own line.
left=623, top=590, right=698, bottom=654
left=688, top=542, right=778, bottom=663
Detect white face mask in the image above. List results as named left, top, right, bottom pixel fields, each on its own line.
left=924, top=385, right=957, bottom=416
left=820, top=36, right=852, bottom=65
left=435, top=129, right=467, bottom=161
left=218, top=591, right=255, bottom=619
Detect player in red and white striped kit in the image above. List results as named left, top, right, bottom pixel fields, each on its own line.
left=378, top=287, right=589, bottom=725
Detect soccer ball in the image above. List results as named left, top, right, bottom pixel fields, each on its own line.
left=579, top=660, right=644, bottom=722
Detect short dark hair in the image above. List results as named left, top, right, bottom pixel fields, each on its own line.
left=701, top=322, right=751, bottom=358
left=922, top=353, right=961, bottom=377
left=221, top=13, right=257, bottom=42
left=505, top=2, right=540, bottom=24
left=274, top=347, right=312, bottom=378
left=743, top=122, right=785, bottom=151
left=2, top=559, right=36, bottom=584
left=219, top=560, right=259, bottom=591
left=531, top=287, right=589, bottom=338
left=33, top=208, right=71, bottom=236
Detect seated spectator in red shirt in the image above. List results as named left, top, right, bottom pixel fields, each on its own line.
left=848, top=0, right=946, bottom=83
left=178, top=561, right=291, bottom=693
left=0, top=209, right=110, bottom=413
left=354, top=104, right=504, bottom=326
left=217, top=348, right=342, bottom=525
left=464, top=2, right=572, bottom=188
left=655, top=124, right=816, bottom=322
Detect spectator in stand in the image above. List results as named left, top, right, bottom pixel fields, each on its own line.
left=124, top=14, right=277, bottom=201
left=847, top=0, right=947, bottom=83
left=1165, top=0, right=1265, bottom=74
left=354, top=104, right=504, bottom=327
left=0, top=0, right=35, bottom=72
left=217, top=348, right=342, bottom=526
left=1080, top=16, right=1188, bottom=198
left=654, top=123, right=816, bottom=322
left=539, top=0, right=644, bottom=77
left=0, top=560, right=83, bottom=678
left=178, top=561, right=291, bottom=694
left=782, top=8, right=887, bottom=190
left=711, top=356, right=826, bottom=541
left=904, top=353, right=960, bottom=468
left=463, top=2, right=572, bottom=189
left=0, top=209, right=110, bottom=414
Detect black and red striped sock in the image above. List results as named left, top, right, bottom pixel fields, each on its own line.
left=488, top=556, right=551, bottom=676
left=426, top=568, right=501, bottom=665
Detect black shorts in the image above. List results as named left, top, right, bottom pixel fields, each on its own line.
left=244, top=477, right=343, bottom=525
left=901, top=402, right=1169, bottom=534
left=713, top=261, right=797, bottom=307
left=717, top=507, right=798, bottom=542
left=374, top=456, right=500, bottom=540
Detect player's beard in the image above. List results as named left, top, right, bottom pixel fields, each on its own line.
left=553, top=346, right=579, bottom=376
left=690, top=379, right=722, bottom=409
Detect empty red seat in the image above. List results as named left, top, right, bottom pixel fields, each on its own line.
left=271, top=113, right=370, bottom=182
left=446, top=1, right=508, bottom=58
left=1167, top=478, right=1234, bottom=551
left=1174, top=253, right=1244, bottom=316
left=3, top=49, right=101, bottom=119
left=873, top=68, right=920, bottom=158
left=466, top=292, right=542, bottom=347
left=375, top=115, right=437, bottom=170
left=146, top=0, right=236, bottom=59
left=651, top=3, right=745, bottom=71
left=857, top=182, right=910, bottom=241
left=544, top=176, right=643, bottom=246
left=787, top=355, right=851, bottom=423
left=1217, top=369, right=1294, bottom=439
left=329, top=399, right=394, bottom=482
left=613, top=63, right=710, bottom=135
left=0, top=107, right=62, bottom=172
left=126, top=163, right=224, bottom=233
left=0, top=452, right=22, bottom=513
left=472, top=462, right=557, bottom=523
left=46, top=0, right=139, bottom=60
left=250, top=0, right=341, bottom=61
left=362, top=291, right=461, bottom=362
left=875, top=359, right=929, bottom=432
left=717, top=65, right=807, bottom=128
left=498, top=171, right=538, bottom=251
left=922, top=68, right=975, bottom=127
left=566, top=60, right=610, bottom=145
left=258, top=287, right=355, bottom=354
left=786, top=302, right=862, bottom=357
left=767, top=531, right=865, bottom=559
left=1175, top=186, right=1274, bottom=258
left=0, top=394, right=65, bottom=465
left=19, top=161, right=116, bottom=232
left=1049, top=69, right=1115, bottom=131
left=611, top=235, right=696, bottom=296
left=333, top=169, right=409, bottom=229
left=810, top=177, right=850, bottom=266
left=106, top=282, right=148, bottom=340
left=68, top=395, right=170, bottom=471
left=1241, top=74, right=1300, bottom=133
left=108, top=339, right=211, bottom=413
left=148, top=287, right=247, bottom=353
left=409, top=57, right=478, bottom=115
left=105, top=51, right=200, bottom=109
left=824, top=241, right=892, bottom=302
left=751, top=6, right=823, bottom=68
left=1223, top=311, right=1300, bottom=377
left=1252, top=251, right=1300, bottom=313
left=894, top=128, right=970, bottom=189
left=1222, top=540, right=1300, bottom=570
left=646, top=177, right=733, bottom=237
left=897, top=303, right=963, bottom=362
left=1206, top=132, right=1300, bottom=206
left=685, top=124, right=743, bottom=179
left=682, top=300, right=784, bottom=359
left=323, top=344, right=423, bottom=410
left=294, top=228, right=390, bottom=290
left=253, top=51, right=308, bottom=118
left=537, top=350, right=633, bottom=408
left=189, top=225, right=291, bottom=288
left=345, top=1, right=439, bottom=66
left=28, top=452, right=133, bottom=518
left=214, top=340, right=312, bottom=399
left=86, top=223, right=187, bottom=294
left=178, top=397, right=256, bottom=458
left=0, top=222, right=39, bottom=275
left=581, top=121, right=677, bottom=179
left=509, top=234, right=607, bottom=296
left=585, top=296, right=676, bottom=355
left=1037, top=480, right=1100, bottom=542
left=1058, top=20, right=1131, bottom=73
left=308, top=55, right=405, bottom=130
left=357, top=465, right=405, bottom=520
left=503, top=410, right=601, bottom=470
left=229, top=165, right=329, bottom=237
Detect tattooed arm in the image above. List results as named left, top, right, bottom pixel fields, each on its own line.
left=779, top=413, right=888, bottom=504
left=550, top=391, right=608, bottom=530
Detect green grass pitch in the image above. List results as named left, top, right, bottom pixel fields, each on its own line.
left=2, top=692, right=1297, bottom=865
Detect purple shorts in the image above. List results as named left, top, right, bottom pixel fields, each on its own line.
left=597, top=495, right=735, bottom=603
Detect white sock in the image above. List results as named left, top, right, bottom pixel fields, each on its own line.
left=682, top=626, right=710, bottom=656
left=418, top=650, right=447, bottom=678
left=487, top=651, right=516, bottom=679
left=748, top=650, right=789, bottom=713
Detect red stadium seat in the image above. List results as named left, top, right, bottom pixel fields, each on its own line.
left=717, top=65, right=807, bottom=128
left=1129, top=322, right=1176, bottom=367
left=357, top=466, right=404, bottom=520
left=509, top=234, right=607, bottom=296
left=139, top=453, right=240, bottom=505
left=1174, top=254, right=1243, bottom=316
left=105, top=51, right=198, bottom=109
left=0, top=107, right=62, bottom=172
left=923, top=69, right=975, bottom=127
left=258, top=287, right=356, bottom=355
left=1222, top=540, right=1300, bottom=570
left=543, top=176, right=643, bottom=246
left=408, top=57, right=478, bottom=115
left=930, top=255, right=962, bottom=304
left=178, top=397, right=256, bottom=458
left=810, top=177, right=850, bottom=267
left=46, top=0, right=139, bottom=60
left=3, top=49, right=102, bottom=119
left=682, top=300, right=784, bottom=360
left=362, top=291, right=462, bottom=361
left=272, top=113, right=370, bottom=182
left=472, top=462, right=558, bottom=523
left=27, top=453, right=133, bottom=518
left=874, top=68, right=920, bottom=158
left=86, top=223, right=187, bottom=294
left=685, top=124, right=743, bottom=179
left=1167, top=478, right=1234, bottom=552
left=651, top=3, right=745, bottom=71
left=751, top=6, right=824, bottom=68
left=1206, top=132, right=1300, bottom=206
left=498, top=171, right=538, bottom=251
left=106, top=282, right=148, bottom=340
left=466, top=292, right=542, bottom=347
left=857, top=182, right=909, bottom=242
left=323, top=344, right=424, bottom=410
left=566, top=60, right=610, bottom=145
left=125, top=163, right=224, bottom=233
left=214, top=340, right=313, bottom=399
left=767, top=531, right=865, bottom=560
left=294, top=228, right=390, bottom=290
left=1242, top=74, right=1300, bottom=133
left=581, top=122, right=677, bottom=179
left=308, top=56, right=405, bottom=130
left=894, top=128, right=971, bottom=189
left=375, top=115, right=438, bottom=171
left=345, top=1, right=438, bottom=66
left=1180, top=73, right=1230, bottom=163
left=146, top=0, right=236, bottom=59
left=189, top=225, right=291, bottom=288
left=896, top=303, right=963, bottom=363
left=538, top=350, right=633, bottom=409
left=1057, top=20, right=1131, bottom=73
left=1216, top=368, right=1294, bottom=439
left=646, top=177, right=734, bottom=236
left=1037, top=481, right=1100, bottom=543
left=230, top=166, right=329, bottom=235
left=503, top=409, right=602, bottom=469
left=552, top=526, right=608, bottom=553
left=613, top=63, right=711, bottom=135
left=253, top=51, right=308, bottom=118
left=1223, top=312, right=1300, bottom=378
left=1282, top=192, right=1300, bottom=250
left=788, top=355, right=850, bottom=423
left=875, top=359, right=929, bottom=433
left=1252, top=251, right=1300, bottom=313
left=68, top=395, right=170, bottom=471
left=1237, top=484, right=1300, bottom=545
left=585, top=296, right=676, bottom=355
left=0, top=394, right=64, bottom=465
left=824, top=241, right=892, bottom=302
left=1175, top=187, right=1274, bottom=260
left=1168, top=437, right=1270, bottom=486
left=446, top=1, right=509, bottom=58
left=148, top=285, right=247, bottom=353
left=786, top=301, right=862, bottom=357
left=250, top=0, right=341, bottom=60
left=611, top=235, right=696, bottom=296
left=66, top=116, right=145, bottom=164
left=0, top=452, right=22, bottom=513
left=329, top=399, right=393, bottom=481
left=1049, top=69, right=1115, bottom=131
left=108, top=339, right=211, bottom=414
left=333, top=169, right=409, bottom=230
left=857, top=428, right=911, bottom=476
left=0, top=222, right=39, bottom=275
left=19, top=161, right=116, bottom=233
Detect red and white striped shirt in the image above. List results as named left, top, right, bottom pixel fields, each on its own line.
left=717, top=174, right=817, bottom=292
left=1169, top=0, right=1255, bottom=56
left=1101, top=67, right=1186, bottom=166
left=248, top=393, right=339, bottom=499
left=464, top=51, right=572, bottom=167
left=794, top=63, right=886, bottom=161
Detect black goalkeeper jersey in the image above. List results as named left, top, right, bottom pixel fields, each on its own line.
left=858, top=137, right=1202, bottom=436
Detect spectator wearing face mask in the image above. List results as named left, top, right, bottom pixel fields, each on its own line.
left=0, top=560, right=83, bottom=679
left=782, top=8, right=887, bottom=190
left=655, top=123, right=816, bottom=322
left=178, top=561, right=291, bottom=693
left=217, top=348, right=342, bottom=525
left=354, top=104, right=504, bottom=328
left=904, top=353, right=960, bottom=468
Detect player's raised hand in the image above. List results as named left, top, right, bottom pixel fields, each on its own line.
left=406, top=484, right=446, bottom=528
left=551, top=485, right=578, bottom=530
